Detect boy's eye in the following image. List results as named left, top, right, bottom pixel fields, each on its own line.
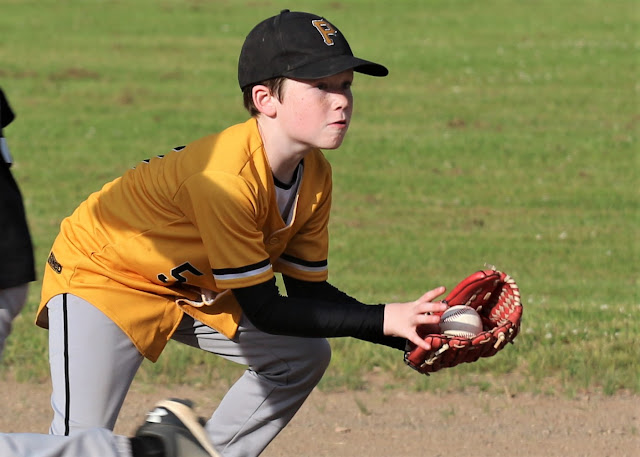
left=314, top=81, right=352, bottom=91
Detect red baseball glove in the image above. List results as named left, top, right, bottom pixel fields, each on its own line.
left=404, top=268, right=523, bottom=375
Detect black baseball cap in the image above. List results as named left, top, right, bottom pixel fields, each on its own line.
left=238, top=10, right=388, bottom=90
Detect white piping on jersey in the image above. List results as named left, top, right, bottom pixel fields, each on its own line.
left=278, top=257, right=328, bottom=273
left=213, top=262, right=273, bottom=281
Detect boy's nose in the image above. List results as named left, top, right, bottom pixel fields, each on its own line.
left=332, top=91, right=351, bottom=109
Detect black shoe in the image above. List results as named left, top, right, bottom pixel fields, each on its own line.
left=133, top=399, right=220, bottom=457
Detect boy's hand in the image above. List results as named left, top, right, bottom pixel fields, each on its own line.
left=383, top=287, right=448, bottom=351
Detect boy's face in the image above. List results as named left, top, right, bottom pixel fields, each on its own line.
left=275, top=70, right=354, bottom=151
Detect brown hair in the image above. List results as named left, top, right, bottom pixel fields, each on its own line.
left=242, top=77, right=287, bottom=116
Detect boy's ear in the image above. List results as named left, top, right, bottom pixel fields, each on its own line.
left=252, top=85, right=277, bottom=117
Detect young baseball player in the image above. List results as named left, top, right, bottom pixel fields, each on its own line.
left=8, top=10, right=448, bottom=457
left=0, top=87, right=36, bottom=361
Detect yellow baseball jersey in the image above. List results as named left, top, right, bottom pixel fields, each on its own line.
left=38, top=118, right=332, bottom=361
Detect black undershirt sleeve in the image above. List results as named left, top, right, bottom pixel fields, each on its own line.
left=231, top=276, right=407, bottom=350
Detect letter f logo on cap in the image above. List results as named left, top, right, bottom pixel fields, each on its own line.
left=311, top=19, right=338, bottom=45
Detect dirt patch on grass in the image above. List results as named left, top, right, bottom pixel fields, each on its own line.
left=1, top=377, right=638, bottom=457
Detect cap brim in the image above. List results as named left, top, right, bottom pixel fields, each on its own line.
left=283, top=55, right=388, bottom=80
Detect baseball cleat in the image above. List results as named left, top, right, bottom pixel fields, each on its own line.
left=134, top=399, right=221, bottom=457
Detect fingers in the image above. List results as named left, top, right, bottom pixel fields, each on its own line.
left=408, top=287, right=448, bottom=350
left=382, top=287, right=449, bottom=346
left=416, top=295, right=448, bottom=316
left=407, top=331, right=432, bottom=351
left=418, top=312, right=442, bottom=327
left=417, top=286, right=446, bottom=304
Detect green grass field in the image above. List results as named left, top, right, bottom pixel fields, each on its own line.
left=0, top=0, right=637, bottom=396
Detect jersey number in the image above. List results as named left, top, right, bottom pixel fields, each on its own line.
left=158, top=262, right=203, bottom=284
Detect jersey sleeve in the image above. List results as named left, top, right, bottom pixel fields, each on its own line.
left=174, top=170, right=274, bottom=289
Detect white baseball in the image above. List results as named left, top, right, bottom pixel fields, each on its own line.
left=439, top=305, right=483, bottom=338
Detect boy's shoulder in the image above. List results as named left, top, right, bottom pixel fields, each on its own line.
left=171, top=119, right=332, bottom=188
left=177, top=118, right=262, bottom=169
left=189, top=118, right=260, bottom=151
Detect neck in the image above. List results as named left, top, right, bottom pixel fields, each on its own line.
left=257, top=117, right=308, bottom=184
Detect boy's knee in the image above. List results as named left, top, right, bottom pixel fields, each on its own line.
left=313, top=338, right=332, bottom=372
left=296, top=338, right=331, bottom=384
left=250, top=337, right=332, bottom=389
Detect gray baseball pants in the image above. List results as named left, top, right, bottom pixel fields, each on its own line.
left=0, top=428, right=132, bottom=457
left=0, top=293, right=330, bottom=457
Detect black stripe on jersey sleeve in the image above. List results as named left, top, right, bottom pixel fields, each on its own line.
left=279, top=254, right=327, bottom=269
left=212, top=258, right=271, bottom=276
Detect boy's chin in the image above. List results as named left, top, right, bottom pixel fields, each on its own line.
left=318, top=137, right=347, bottom=150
